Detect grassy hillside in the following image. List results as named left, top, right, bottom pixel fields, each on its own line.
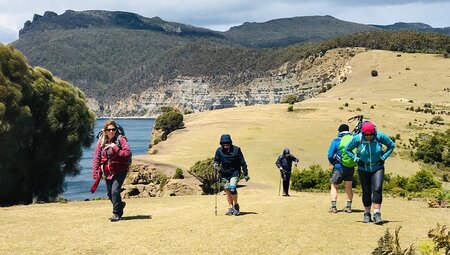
left=0, top=50, right=448, bottom=254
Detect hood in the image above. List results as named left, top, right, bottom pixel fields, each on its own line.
left=220, top=134, right=232, bottom=145
left=283, top=148, right=290, bottom=155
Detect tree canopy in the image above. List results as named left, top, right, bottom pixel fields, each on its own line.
left=0, top=44, right=95, bottom=206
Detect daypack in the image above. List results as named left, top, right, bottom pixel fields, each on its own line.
left=339, top=134, right=357, bottom=168
left=96, top=123, right=132, bottom=165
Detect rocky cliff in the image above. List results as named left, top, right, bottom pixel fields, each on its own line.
left=89, top=47, right=365, bottom=117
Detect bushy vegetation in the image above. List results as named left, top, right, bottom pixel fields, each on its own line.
left=413, top=129, right=450, bottom=167
left=281, top=94, right=299, bottom=104
left=291, top=165, right=447, bottom=203
left=154, top=108, right=184, bottom=141
left=373, top=224, right=450, bottom=255
left=173, top=168, right=184, bottom=179
left=0, top=44, right=95, bottom=206
left=188, top=158, right=218, bottom=194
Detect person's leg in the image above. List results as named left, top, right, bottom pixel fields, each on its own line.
left=358, top=170, right=373, bottom=222
left=329, top=169, right=342, bottom=212
left=111, top=172, right=127, bottom=220
left=343, top=168, right=354, bottom=212
left=229, top=177, right=240, bottom=215
left=283, top=172, right=291, bottom=196
left=106, top=178, right=113, bottom=202
left=371, top=168, right=384, bottom=224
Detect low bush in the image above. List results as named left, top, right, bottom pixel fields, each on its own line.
left=173, top=168, right=184, bottom=179
left=282, top=94, right=299, bottom=104
left=188, top=158, right=217, bottom=194
left=371, top=70, right=378, bottom=77
left=290, top=164, right=330, bottom=191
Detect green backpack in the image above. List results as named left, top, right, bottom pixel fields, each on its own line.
left=339, top=134, right=357, bottom=167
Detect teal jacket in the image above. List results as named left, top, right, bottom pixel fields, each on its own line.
left=344, top=131, right=395, bottom=172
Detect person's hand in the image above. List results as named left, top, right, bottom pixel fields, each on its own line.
left=357, top=159, right=365, bottom=167
left=244, top=176, right=250, bottom=182
left=376, top=159, right=385, bottom=166
left=279, top=167, right=283, bottom=171
left=213, top=163, right=220, bottom=172
left=109, top=143, right=116, bottom=148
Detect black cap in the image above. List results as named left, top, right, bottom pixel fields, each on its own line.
left=338, top=124, right=349, bottom=132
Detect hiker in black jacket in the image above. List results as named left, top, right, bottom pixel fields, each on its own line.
left=214, top=134, right=250, bottom=216
left=275, top=148, right=299, bottom=196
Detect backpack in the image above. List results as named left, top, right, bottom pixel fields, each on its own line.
left=339, top=134, right=357, bottom=168
left=96, top=123, right=132, bottom=165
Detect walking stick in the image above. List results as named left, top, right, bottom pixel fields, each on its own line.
left=278, top=172, right=282, bottom=196
left=215, top=169, right=219, bottom=216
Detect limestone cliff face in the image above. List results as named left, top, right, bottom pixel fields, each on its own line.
left=90, top=48, right=364, bottom=117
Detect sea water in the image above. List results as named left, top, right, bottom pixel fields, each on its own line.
left=63, top=118, right=154, bottom=200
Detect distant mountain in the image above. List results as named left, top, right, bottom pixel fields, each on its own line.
left=224, top=15, right=378, bottom=48
left=11, top=10, right=450, bottom=116
left=372, top=22, right=450, bottom=35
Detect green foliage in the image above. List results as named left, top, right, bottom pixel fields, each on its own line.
left=413, top=129, right=450, bottom=166
left=0, top=44, right=95, bottom=206
left=183, top=108, right=193, bottom=115
left=173, top=168, right=184, bottom=179
left=281, top=94, right=299, bottom=104
left=188, top=158, right=218, bottom=194
left=427, top=224, right=450, bottom=255
left=372, top=226, right=416, bottom=255
left=154, top=111, right=184, bottom=139
left=290, top=164, right=330, bottom=191
left=405, top=170, right=442, bottom=192
left=287, top=105, right=294, bottom=112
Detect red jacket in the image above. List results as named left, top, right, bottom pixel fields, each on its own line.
left=92, top=136, right=131, bottom=180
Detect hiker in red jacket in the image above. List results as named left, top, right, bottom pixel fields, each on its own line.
left=92, top=120, right=131, bottom=222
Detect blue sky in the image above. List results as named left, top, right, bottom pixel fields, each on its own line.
left=1, top=0, right=449, bottom=44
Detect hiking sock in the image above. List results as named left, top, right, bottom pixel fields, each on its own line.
left=331, top=201, right=337, bottom=208
left=365, top=208, right=370, bottom=213
left=346, top=200, right=352, bottom=209
left=374, top=208, right=380, bottom=214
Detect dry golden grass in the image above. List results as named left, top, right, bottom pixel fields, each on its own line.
left=1, top=50, right=449, bottom=254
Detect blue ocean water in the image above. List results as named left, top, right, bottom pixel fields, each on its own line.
left=63, top=118, right=154, bottom=200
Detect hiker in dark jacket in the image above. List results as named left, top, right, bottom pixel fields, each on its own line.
left=327, top=124, right=354, bottom=213
left=214, top=134, right=250, bottom=216
left=92, top=120, right=131, bottom=222
left=275, top=148, right=299, bottom=196
left=345, top=121, right=395, bottom=225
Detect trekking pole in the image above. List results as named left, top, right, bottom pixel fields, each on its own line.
left=278, top=172, right=282, bottom=196
left=215, top=170, right=218, bottom=216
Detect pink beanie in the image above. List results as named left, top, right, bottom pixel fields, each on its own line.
left=361, top=122, right=376, bottom=134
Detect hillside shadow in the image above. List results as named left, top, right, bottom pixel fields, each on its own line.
left=121, top=215, right=152, bottom=221
left=355, top=220, right=400, bottom=225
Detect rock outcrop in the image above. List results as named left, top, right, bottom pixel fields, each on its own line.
left=92, top=48, right=364, bottom=117
left=121, top=164, right=201, bottom=198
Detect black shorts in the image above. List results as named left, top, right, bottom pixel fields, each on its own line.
left=330, top=169, right=354, bottom=184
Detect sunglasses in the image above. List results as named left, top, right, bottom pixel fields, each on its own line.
left=364, top=133, right=374, bottom=136
left=106, top=128, right=116, bottom=132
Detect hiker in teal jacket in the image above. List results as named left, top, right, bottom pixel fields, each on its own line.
left=344, top=121, right=395, bottom=225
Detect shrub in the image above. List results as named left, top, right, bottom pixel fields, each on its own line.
left=372, top=226, right=416, bottom=255
left=430, top=116, right=444, bottom=125
left=371, top=70, right=378, bottom=77
left=427, top=224, right=450, bottom=255
left=405, top=170, right=441, bottom=192
left=290, top=164, right=330, bottom=191
left=282, top=94, right=299, bottom=104
left=356, top=107, right=362, bottom=111
left=370, top=105, right=375, bottom=109
left=344, top=103, right=349, bottom=107
left=413, top=129, right=450, bottom=166
left=183, top=108, right=193, bottom=115
left=173, top=168, right=184, bottom=179
left=154, top=111, right=184, bottom=134
left=287, top=104, right=294, bottom=112
left=188, top=158, right=218, bottom=194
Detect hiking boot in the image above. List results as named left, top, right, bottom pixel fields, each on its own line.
left=282, top=193, right=290, bottom=197
left=225, top=208, right=235, bottom=216
left=110, top=214, right=121, bottom=222
left=329, top=207, right=338, bottom=213
left=343, top=206, right=352, bottom=213
left=363, top=212, right=372, bottom=223
left=118, top=201, right=126, bottom=217
left=233, top=203, right=240, bottom=214
left=373, top=212, right=383, bottom=225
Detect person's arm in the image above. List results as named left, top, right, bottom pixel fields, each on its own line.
left=109, top=136, right=131, bottom=159
left=327, top=139, right=337, bottom=165
left=275, top=155, right=283, bottom=169
left=378, top=132, right=395, bottom=160
left=92, top=141, right=102, bottom=179
left=345, top=135, right=360, bottom=162
left=238, top=148, right=248, bottom=177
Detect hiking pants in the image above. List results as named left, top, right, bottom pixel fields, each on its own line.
left=106, top=172, right=127, bottom=215
left=358, top=168, right=384, bottom=207
left=281, top=171, right=291, bottom=195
